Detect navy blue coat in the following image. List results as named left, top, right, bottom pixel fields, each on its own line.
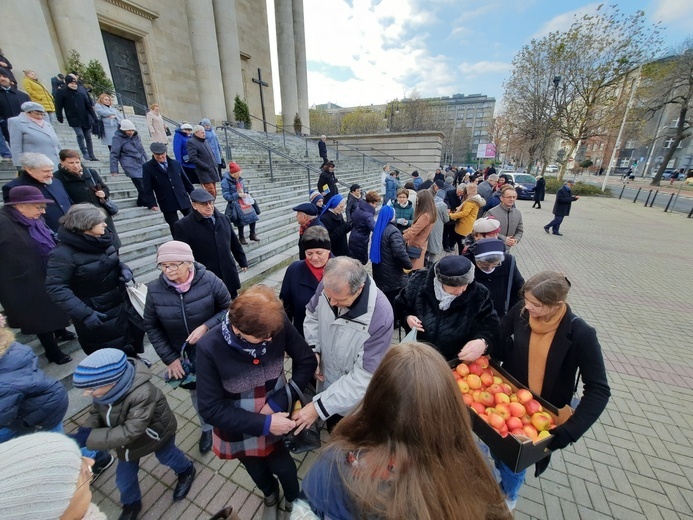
left=55, top=87, right=96, bottom=128
left=371, top=222, right=412, bottom=295
left=173, top=209, right=248, bottom=298
left=348, top=199, right=375, bottom=264
left=142, top=156, right=194, bottom=211
left=279, top=260, right=320, bottom=337
left=0, top=342, right=68, bottom=434
left=0, top=86, right=30, bottom=121
left=2, top=172, right=72, bottom=232
left=553, top=185, right=578, bottom=217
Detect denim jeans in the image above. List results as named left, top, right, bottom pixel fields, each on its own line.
left=116, top=436, right=191, bottom=505
left=73, top=126, right=94, bottom=157
left=492, top=452, right=526, bottom=503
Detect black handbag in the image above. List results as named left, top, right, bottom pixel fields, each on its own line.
left=252, top=200, right=261, bottom=215
left=220, top=158, right=226, bottom=169
left=100, top=198, right=119, bottom=216
left=225, top=201, right=240, bottom=223
left=165, top=126, right=172, bottom=136
left=406, top=244, right=422, bottom=259
left=282, top=379, right=321, bottom=454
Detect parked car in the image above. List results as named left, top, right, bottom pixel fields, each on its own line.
left=650, top=168, right=676, bottom=179
left=506, top=173, right=537, bottom=200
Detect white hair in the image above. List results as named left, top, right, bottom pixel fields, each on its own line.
left=192, top=124, right=205, bottom=134
left=20, top=152, right=54, bottom=170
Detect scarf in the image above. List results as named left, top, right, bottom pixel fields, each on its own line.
left=305, top=260, right=325, bottom=282
left=221, top=315, right=269, bottom=359
left=369, top=205, right=394, bottom=264
left=433, top=277, right=459, bottom=310
left=527, top=303, right=567, bottom=395
left=163, top=265, right=195, bottom=293
left=236, top=178, right=251, bottom=210
left=7, top=206, right=56, bottom=261
left=94, top=360, right=136, bottom=405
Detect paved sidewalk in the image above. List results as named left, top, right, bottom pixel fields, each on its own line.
left=65, top=192, right=693, bottom=519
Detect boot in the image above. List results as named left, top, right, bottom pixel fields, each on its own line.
left=239, top=236, right=248, bottom=245
left=173, top=464, right=196, bottom=501
left=118, top=501, right=142, bottom=520
left=249, top=233, right=260, bottom=242
left=261, top=490, right=279, bottom=520
left=199, top=430, right=213, bottom=454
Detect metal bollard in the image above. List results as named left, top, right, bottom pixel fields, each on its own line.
left=643, top=190, right=652, bottom=206
left=632, top=187, right=642, bottom=203
left=619, top=185, right=626, bottom=199
left=663, top=193, right=675, bottom=212
left=648, top=190, right=659, bottom=207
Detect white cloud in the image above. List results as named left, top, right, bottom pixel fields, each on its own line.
left=530, top=2, right=602, bottom=39
left=651, top=0, right=693, bottom=29
left=458, top=61, right=512, bottom=76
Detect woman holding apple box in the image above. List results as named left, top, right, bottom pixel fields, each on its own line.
left=492, top=271, right=611, bottom=510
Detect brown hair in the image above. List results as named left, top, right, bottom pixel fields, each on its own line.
left=228, top=285, right=285, bottom=338
left=396, top=188, right=409, bottom=198
left=413, top=189, right=437, bottom=225
left=500, top=185, right=516, bottom=196
left=403, top=181, right=416, bottom=190
left=522, top=271, right=570, bottom=305
left=59, top=149, right=80, bottom=161
left=97, top=93, right=111, bottom=104
left=365, top=191, right=381, bottom=204
left=327, top=342, right=510, bottom=519
left=150, top=103, right=159, bottom=110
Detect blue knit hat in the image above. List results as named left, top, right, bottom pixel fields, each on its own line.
left=73, top=348, right=128, bottom=388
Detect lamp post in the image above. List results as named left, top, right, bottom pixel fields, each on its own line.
left=536, top=75, right=561, bottom=175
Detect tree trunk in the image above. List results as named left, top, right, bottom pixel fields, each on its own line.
left=558, top=140, right=579, bottom=182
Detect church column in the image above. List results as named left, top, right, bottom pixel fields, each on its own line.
left=213, top=0, right=244, bottom=122
left=185, top=0, right=228, bottom=121
left=292, top=0, right=310, bottom=134
left=48, top=0, right=111, bottom=79
left=274, top=0, right=298, bottom=128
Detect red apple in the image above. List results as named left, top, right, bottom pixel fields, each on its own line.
left=488, top=413, right=505, bottom=430
left=501, top=383, right=513, bottom=395
left=479, top=391, right=495, bottom=407
left=457, top=379, right=470, bottom=394
left=510, top=428, right=526, bottom=437
left=509, top=393, right=519, bottom=402
left=516, top=389, right=533, bottom=404
left=478, top=413, right=490, bottom=423
left=506, top=416, right=523, bottom=431
left=472, top=390, right=482, bottom=402
left=455, top=363, right=470, bottom=377
left=495, top=403, right=511, bottom=420
left=471, top=402, right=486, bottom=415
left=520, top=414, right=532, bottom=426
left=523, top=425, right=538, bottom=439
left=467, top=374, right=482, bottom=390
left=488, top=384, right=504, bottom=395
left=480, top=373, right=494, bottom=387
left=531, top=412, right=553, bottom=432
left=482, top=368, right=494, bottom=377
left=508, top=402, right=526, bottom=418
left=495, top=392, right=510, bottom=405
left=462, top=394, right=474, bottom=407
left=476, top=356, right=490, bottom=368
left=468, top=363, right=483, bottom=376
left=525, top=399, right=543, bottom=415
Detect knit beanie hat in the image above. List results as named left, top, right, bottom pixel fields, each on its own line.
left=434, top=256, right=475, bottom=287
left=156, top=240, right=195, bottom=264
left=119, top=119, right=136, bottom=131
left=228, top=161, right=242, bottom=174
left=0, top=432, right=82, bottom=519
left=309, top=190, right=323, bottom=204
left=73, top=348, right=128, bottom=389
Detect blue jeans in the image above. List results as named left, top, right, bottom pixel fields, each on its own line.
left=492, top=453, right=526, bottom=503
left=72, top=126, right=94, bottom=157
left=545, top=215, right=565, bottom=233
left=116, top=436, right=191, bottom=505
left=0, top=422, right=98, bottom=459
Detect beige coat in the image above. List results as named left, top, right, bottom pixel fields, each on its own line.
left=146, top=110, right=168, bottom=143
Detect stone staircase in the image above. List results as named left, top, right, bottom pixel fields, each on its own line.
left=0, top=115, right=386, bottom=389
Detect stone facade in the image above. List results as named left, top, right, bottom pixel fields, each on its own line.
left=3, top=0, right=308, bottom=128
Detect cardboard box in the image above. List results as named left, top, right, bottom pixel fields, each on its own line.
left=451, top=358, right=559, bottom=473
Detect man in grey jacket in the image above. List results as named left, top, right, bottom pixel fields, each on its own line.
left=485, top=185, right=523, bottom=250
left=294, top=257, right=393, bottom=432
left=477, top=173, right=498, bottom=202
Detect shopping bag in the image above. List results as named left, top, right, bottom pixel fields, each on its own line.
left=125, top=281, right=147, bottom=318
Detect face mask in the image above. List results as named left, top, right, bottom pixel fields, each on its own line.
left=479, top=266, right=496, bottom=274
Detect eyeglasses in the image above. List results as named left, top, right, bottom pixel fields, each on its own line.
left=34, top=205, right=47, bottom=210
left=193, top=201, right=215, bottom=207
left=157, top=261, right=186, bottom=271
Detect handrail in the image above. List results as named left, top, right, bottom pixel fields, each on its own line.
left=88, top=81, right=180, bottom=128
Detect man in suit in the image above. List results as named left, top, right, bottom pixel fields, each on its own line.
left=174, top=188, right=248, bottom=298
left=318, top=134, right=328, bottom=165
left=544, top=180, right=579, bottom=236
left=142, top=142, right=194, bottom=235
left=2, top=152, right=72, bottom=233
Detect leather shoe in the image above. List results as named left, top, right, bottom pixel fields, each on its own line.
left=553, top=232, right=563, bottom=236
left=249, top=233, right=261, bottom=242
left=199, top=430, right=213, bottom=454
left=173, top=464, right=196, bottom=501
left=118, top=501, right=142, bottom=520
left=543, top=226, right=550, bottom=234
left=47, top=352, right=72, bottom=365
left=239, top=237, right=248, bottom=245
left=55, top=330, right=77, bottom=342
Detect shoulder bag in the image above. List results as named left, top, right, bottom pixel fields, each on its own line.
left=282, top=379, right=321, bottom=454
left=406, top=244, right=422, bottom=259
left=85, top=173, right=119, bottom=216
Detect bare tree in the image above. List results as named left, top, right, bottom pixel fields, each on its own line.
left=340, top=107, right=386, bottom=134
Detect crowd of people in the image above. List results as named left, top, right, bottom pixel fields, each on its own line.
left=0, top=57, right=610, bottom=518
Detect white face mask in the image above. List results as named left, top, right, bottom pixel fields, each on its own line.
left=478, top=266, right=496, bottom=274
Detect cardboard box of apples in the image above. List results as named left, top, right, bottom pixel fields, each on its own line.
left=451, top=356, right=562, bottom=472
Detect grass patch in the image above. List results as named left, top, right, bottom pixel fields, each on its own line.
left=544, top=177, right=612, bottom=197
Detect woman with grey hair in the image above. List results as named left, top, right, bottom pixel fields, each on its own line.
left=395, top=254, right=499, bottom=361
left=46, top=203, right=144, bottom=356
left=8, top=101, right=61, bottom=168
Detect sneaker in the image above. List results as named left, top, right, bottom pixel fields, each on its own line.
left=92, top=451, right=115, bottom=481
left=173, top=464, right=196, bottom=501
left=118, top=501, right=142, bottom=520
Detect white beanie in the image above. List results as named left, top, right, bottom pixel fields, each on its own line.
left=119, top=119, right=136, bottom=131
left=0, top=432, right=83, bottom=519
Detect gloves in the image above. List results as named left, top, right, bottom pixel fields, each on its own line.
left=84, top=312, right=108, bottom=330
left=69, top=426, right=92, bottom=447
left=548, top=425, right=574, bottom=451
left=119, top=266, right=134, bottom=283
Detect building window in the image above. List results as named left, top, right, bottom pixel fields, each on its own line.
left=466, top=122, right=473, bottom=128
left=663, top=138, right=675, bottom=148
left=600, top=143, right=605, bottom=151
left=625, top=140, right=634, bottom=149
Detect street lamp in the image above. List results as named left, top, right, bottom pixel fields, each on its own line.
left=536, top=75, right=561, bottom=175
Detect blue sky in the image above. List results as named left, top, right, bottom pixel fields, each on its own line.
left=267, top=0, right=692, bottom=114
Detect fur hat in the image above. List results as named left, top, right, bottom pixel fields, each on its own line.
left=156, top=240, right=195, bottom=264
left=434, top=256, right=475, bottom=287
left=0, top=433, right=83, bottom=519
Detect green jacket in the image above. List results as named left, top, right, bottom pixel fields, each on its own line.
left=85, top=360, right=178, bottom=461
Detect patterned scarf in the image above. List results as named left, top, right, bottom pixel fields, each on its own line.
left=221, top=315, right=269, bottom=359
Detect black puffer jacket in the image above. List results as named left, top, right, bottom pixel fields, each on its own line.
left=84, top=359, right=178, bottom=461
left=320, top=210, right=351, bottom=257
left=45, top=228, right=135, bottom=354
left=394, top=267, right=500, bottom=360
left=371, top=222, right=411, bottom=294
left=144, top=264, right=231, bottom=366
left=348, top=199, right=375, bottom=264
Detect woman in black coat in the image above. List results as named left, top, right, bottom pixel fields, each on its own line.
left=319, top=194, right=350, bottom=257
left=144, top=240, right=231, bottom=454
left=369, top=205, right=411, bottom=307
left=491, top=271, right=610, bottom=510
left=532, top=175, right=546, bottom=209
left=348, top=191, right=380, bottom=264
left=46, top=204, right=144, bottom=355
left=279, top=226, right=331, bottom=337
left=53, top=149, right=121, bottom=249
left=0, top=186, right=72, bottom=364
